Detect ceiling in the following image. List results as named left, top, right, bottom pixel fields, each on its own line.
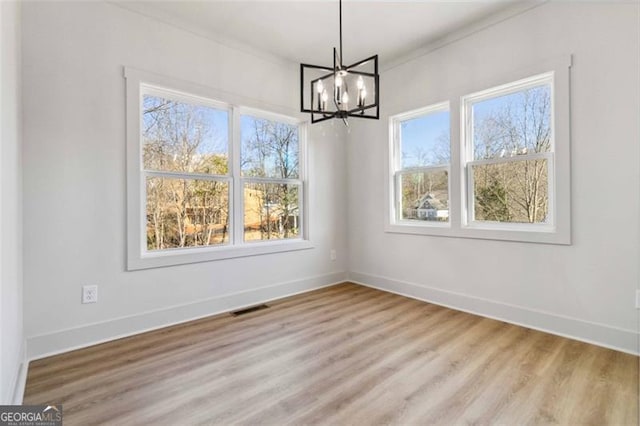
left=115, top=1, right=536, bottom=67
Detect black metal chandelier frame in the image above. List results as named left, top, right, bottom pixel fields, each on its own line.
left=300, top=0, right=380, bottom=124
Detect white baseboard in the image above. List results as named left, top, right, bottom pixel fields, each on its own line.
left=349, top=271, right=639, bottom=356
left=26, top=271, right=347, bottom=361
left=12, top=359, right=28, bottom=405
left=2, top=339, right=26, bottom=405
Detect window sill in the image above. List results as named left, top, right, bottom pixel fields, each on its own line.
left=128, top=239, right=314, bottom=271
left=385, top=221, right=451, bottom=237
left=385, top=221, right=570, bottom=245
left=459, top=223, right=569, bottom=245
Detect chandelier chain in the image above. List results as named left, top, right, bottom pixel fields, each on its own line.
left=339, top=0, right=343, bottom=67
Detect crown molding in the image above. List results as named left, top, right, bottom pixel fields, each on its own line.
left=381, top=1, right=549, bottom=72
left=107, top=1, right=296, bottom=68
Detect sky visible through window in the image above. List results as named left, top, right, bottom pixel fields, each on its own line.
left=472, top=87, right=548, bottom=123
left=469, top=83, right=552, bottom=223
left=401, top=110, right=450, bottom=168
left=240, top=115, right=299, bottom=179
left=142, top=95, right=300, bottom=180
left=400, top=84, right=549, bottom=168
left=473, top=93, right=516, bottom=120
left=142, top=95, right=229, bottom=158
left=471, top=84, right=551, bottom=160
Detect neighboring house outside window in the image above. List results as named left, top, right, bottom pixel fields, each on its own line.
left=390, top=102, right=451, bottom=227
left=387, top=57, right=571, bottom=244
left=417, top=194, right=448, bottom=221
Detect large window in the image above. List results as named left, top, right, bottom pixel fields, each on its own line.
left=463, top=73, right=554, bottom=229
left=241, top=115, right=301, bottom=242
left=391, top=103, right=450, bottom=225
left=142, top=90, right=231, bottom=251
left=387, top=57, right=571, bottom=244
left=126, top=69, right=310, bottom=270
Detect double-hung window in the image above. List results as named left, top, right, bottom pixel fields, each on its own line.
left=125, top=69, right=310, bottom=270
left=239, top=113, right=303, bottom=242
left=462, top=73, right=554, bottom=230
left=387, top=57, right=571, bottom=244
left=390, top=103, right=450, bottom=226
left=142, top=88, right=231, bottom=251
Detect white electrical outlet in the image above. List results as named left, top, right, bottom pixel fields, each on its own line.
left=330, top=249, right=337, bottom=261
left=82, top=285, right=98, bottom=304
left=636, top=290, right=640, bottom=309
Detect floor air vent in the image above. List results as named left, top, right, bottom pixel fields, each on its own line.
left=231, top=304, right=269, bottom=316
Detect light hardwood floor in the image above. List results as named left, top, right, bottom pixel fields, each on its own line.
left=24, top=283, right=639, bottom=425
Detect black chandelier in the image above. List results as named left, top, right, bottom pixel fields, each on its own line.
left=300, top=0, right=379, bottom=124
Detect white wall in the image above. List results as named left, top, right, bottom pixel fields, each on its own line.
left=347, top=2, right=640, bottom=354
left=0, top=0, right=24, bottom=404
left=20, top=1, right=640, bottom=362
left=22, top=1, right=349, bottom=359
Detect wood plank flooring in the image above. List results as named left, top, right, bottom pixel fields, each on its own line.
left=24, top=283, right=639, bottom=425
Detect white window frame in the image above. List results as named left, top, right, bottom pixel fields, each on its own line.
left=236, top=106, right=306, bottom=245
left=388, top=102, right=451, bottom=234
left=125, top=68, right=311, bottom=270
left=385, top=55, right=571, bottom=245
left=462, top=72, right=556, bottom=233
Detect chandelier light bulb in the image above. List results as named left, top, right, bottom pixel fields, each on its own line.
left=357, top=76, right=364, bottom=90
left=319, top=89, right=328, bottom=112
left=343, top=91, right=350, bottom=104
left=317, top=80, right=324, bottom=94
left=335, top=76, right=343, bottom=87
left=357, top=86, right=367, bottom=108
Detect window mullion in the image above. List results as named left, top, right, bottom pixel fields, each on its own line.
left=394, top=172, right=402, bottom=222
left=299, top=123, right=308, bottom=240
left=460, top=93, right=472, bottom=226
left=231, top=106, right=244, bottom=246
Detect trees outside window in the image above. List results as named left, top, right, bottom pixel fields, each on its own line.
left=391, top=103, right=451, bottom=225
left=388, top=64, right=570, bottom=245
left=142, top=94, right=230, bottom=251
left=126, top=69, right=311, bottom=270
left=465, top=79, right=552, bottom=225
left=241, top=116, right=301, bottom=242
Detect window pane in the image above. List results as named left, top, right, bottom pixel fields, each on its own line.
left=142, top=95, right=229, bottom=174
left=400, top=170, right=449, bottom=222
left=244, top=182, right=300, bottom=241
left=241, top=116, right=299, bottom=179
left=146, top=177, right=229, bottom=250
left=472, top=158, right=548, bottom=223
left=472, top=84, right=551, bottom=160
left=400, top=110, right=450, bottom=168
